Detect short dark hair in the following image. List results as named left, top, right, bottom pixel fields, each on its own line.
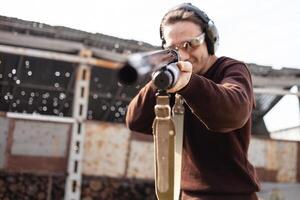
left=160, top=9, right=205, bottom=43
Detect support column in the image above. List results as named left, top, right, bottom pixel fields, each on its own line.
left=64, top=49, right=91, bottom=200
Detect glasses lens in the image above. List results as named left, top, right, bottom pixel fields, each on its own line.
left=163, top=33, right=205, bottom=51
left=190, top=39, right=200, bottom=48
left=182, top=42, right=191, bottom=51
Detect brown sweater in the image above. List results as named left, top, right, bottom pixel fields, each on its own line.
left=126, top=57, right=260, bottom=195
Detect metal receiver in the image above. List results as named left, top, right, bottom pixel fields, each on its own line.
left=118, top=49, right=180, bottom=90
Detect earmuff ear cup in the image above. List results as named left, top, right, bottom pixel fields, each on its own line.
left=205, top=21, right=219, bottom=54
left=206, top=20, right=220, bottom=54
left=160, top=3, right=219, bottom=55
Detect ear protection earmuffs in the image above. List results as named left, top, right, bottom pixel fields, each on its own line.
left=160, top=3, right=219, bottom=55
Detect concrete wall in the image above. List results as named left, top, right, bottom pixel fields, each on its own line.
left=1, top=115, right=300, bottom=199
left=12, top=120, right=69, bottom=157
left=82, top=121, right=300, bottom=183
left=83, top=121, right=154, bottom=180
left=1, top=116, right=299, bottom=182
left=258, top=182, right=300, bottom=200
left=0, top=115, right=70, bottom=173
left=249, top=137, right=300, bottom=182
left=83, top=122, right=130, bottom=177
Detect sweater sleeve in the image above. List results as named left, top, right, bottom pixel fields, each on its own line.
left=125, top=82, right=157, bottom=134
left=178, top=63, right=254, bottom=132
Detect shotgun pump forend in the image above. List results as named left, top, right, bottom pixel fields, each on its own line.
left=118, top=49, right=180, bottom=91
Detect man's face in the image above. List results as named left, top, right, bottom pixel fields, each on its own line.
left=163, top=21, right=210, bottom=75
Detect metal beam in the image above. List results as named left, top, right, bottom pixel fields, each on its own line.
left=252, top=75, right=299, bottom=87
left=0, top=30, right=127, bottom=62
left=0, top=44, right=122, bottom=69
left=0, top=30, right=83, bottom=53
left=254, top=88, right=300, bottom=96
left=6, top=112, right=75, bottom=123
left=90, top=47, right=126, bottom=63
left=64, top=49, right=91, bottom=200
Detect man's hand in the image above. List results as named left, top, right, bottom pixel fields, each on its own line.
left=167, top=61, right=193, bottom=93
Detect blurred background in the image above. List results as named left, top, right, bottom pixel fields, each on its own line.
left=0, top=0, right=299, bottom=199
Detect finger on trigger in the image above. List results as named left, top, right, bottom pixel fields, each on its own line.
left=177, top=61, right=192, bottom=72
left=176, top=61, right=185, bottom=71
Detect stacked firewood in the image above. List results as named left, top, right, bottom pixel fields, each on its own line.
left=81, top=176, right=156, bottom=200
left=51, top=175, right=66, bottom=200
left=0, top=172, right=156, bottom=200
left=0, top=172, right=48, bottom=200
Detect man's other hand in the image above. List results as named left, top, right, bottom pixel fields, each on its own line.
left=167, top=61, right=192, bottom=93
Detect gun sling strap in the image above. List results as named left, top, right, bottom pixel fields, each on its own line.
left=153, top=93, right=185, bottom=200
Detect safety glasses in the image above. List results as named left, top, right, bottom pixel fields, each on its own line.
left=163, top=33, right=205, bottom=52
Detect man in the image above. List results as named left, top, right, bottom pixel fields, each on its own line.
left=126, top=3, right=260, bottom=200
